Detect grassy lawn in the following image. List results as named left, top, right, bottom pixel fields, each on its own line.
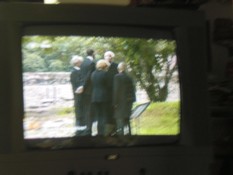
left=24, top=101, right=180, bottom=137
left=130, top=101, right=180, bottom=135
left=55, top=101, right=181, bottom=136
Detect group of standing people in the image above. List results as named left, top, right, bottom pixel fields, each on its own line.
left=70, top=49, right=135, bottom=136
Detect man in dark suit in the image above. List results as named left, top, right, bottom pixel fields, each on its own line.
left=113, top=62, right=136, bottom=135
left=79, top=49, right=96, bottom=136
left=104, top=51, right=118, bottom=136
left=70, top=55, right=84, bottom=129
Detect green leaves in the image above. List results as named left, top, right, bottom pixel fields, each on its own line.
left=22, top=36, right=177, bottom=102
left=23, top=52, right=46, bottom=72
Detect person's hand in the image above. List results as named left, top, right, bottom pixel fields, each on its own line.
left=75, top=86, right=84, bottom=94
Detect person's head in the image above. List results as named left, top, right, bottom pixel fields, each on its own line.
left=117, top=62, right=126, bottom=73
left=70, top=55, right=83, bottom=67
left=96, top=59, right=110, bottom=71
left=86, top=49, right=95, bottom=57
left=104, top=51, right=115, bottom=63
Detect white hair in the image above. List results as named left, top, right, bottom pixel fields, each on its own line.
left=104, top=51, right=115, bottom=58
left=117, top=62, right=126, bottom=72
left=70, top=55, right=83, bottom=66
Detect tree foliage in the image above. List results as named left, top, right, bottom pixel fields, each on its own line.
left=122, top=39, right=177, bottom=101
left=22, top=36, right=177, bottom=102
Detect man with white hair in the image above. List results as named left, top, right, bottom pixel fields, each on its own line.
left=70, top=55, right=84, bottom=130
left=104, top=51, right=115, bottom=63
left=104, top=50, right=118, bottom=135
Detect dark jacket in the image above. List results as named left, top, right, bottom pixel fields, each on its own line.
left=91, top=69, right=109, bottom=103
left=113, top=72, right=136, bottom=119
left=70, top=67, right=82, bottom=94
left=80, top=57, right=95, bottom=95
left=106, top=62, right=118, bottom=102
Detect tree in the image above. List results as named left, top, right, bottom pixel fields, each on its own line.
left=22, top=52, right=46, bottom=72
left=22, top=36, right=177, bottom=102
left=118, top=38, right=177, bottom=102
left=49, top=60, right=65, bottom=71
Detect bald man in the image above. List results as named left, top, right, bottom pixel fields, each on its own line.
left=113, top=62, right=136, bottom=135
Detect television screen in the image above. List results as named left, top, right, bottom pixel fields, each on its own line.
left=22, top=33, right=180, bottom=149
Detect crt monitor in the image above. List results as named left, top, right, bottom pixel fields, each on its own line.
left=0, top=3, right=211, bottom=175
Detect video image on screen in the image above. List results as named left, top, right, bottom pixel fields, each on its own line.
left=22, top=35, right=180, bottom=139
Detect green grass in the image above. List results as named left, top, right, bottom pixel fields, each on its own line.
left=32, top=101, right=180, bottom=136
left=130, top=101, right=180, bottom=135
left=56, top=106, right=74, bottom=116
